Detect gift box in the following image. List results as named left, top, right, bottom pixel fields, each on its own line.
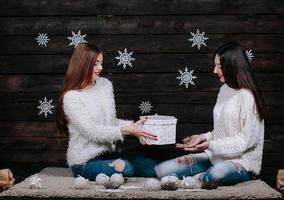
left=142, top=114, right=177, bottom=145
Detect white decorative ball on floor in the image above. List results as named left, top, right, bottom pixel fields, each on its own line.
left=28, top=174, right=42, bottom=189
left=103, top=181, right=121, bottom=189
left=103, top=173, right=124, bottom=189
left=74, top=175, right=89, bottom=189
left=143, top=178, right=161, bottom=191
left=160, top=175, right=179, bottom=190
left=110, top=173, right=125, bottom=185
left=180, top=176, right=196, bottom=189
left=95, top=173, right=110, bottom=185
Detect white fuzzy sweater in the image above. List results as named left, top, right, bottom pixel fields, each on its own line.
left=202, top=84, right=264, bottom=175
left=63, top=78, right=132, bottom=166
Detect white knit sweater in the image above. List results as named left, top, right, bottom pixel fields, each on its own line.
left=63, top=77, right=132, bottom=166
left=202, top=84, right=264, bottom=175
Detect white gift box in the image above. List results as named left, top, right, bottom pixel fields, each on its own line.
left=141, top=114, right=177, bottom=145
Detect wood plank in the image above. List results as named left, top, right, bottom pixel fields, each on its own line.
left=0, top=137, right=283, bottom=154
left=1, top=15, right=283, bottom=35
left=1, top=53, right=283, bottom=74
left=0, top=150, right=283, bottom=170
left=0, top=137, right=68, bottom=150
left=135, top=147, right=284, bottom=163
left=1, top=34, right=284, bottom=55
left=262, top=153, right=284, bottom=167
left=101, top=104, right=284, bottom=125
left=119, top=91, right=284, bottom=106
left=122, top=141, right=284, bottom=159
left=0, top=102, right=215, bottom=122
left=1, top=91, right=283, bottom=105
left=0, top=150, right=66, bottom=164
left=0, top=0, right=283, bottom=15
left=0, top=100, right=283, bottom=124
left=0, top=73, right=283, bottom=93
left=1, top=121, right=281, bottom=140
left=0, top=91, right=218, bottom=104
left=0, top=121, right=62, bottom=137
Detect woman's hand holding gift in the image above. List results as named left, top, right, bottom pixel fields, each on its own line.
left=121, top=117, right=157, bottom=145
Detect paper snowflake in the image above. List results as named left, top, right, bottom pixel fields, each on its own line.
left=188, top=29, right=209, bottom=50
left=138, top=101, right=153, bottom=114
left=176, top=67, right=197, bottom=88
left=67, top=30, right=87, bottom=47
left=37, top=97, right=55, bottom=118
left=35, top=33, right=50, bottom=47
left=115, top=48, right=136, bottom=69
left=245, top=49, right=254, bottom=62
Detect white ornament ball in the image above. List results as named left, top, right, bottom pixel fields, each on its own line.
left=103, top=173, right=124, bottom=189
left=28, top=174, right=42, bottom=189
left=74, top=175, right=89, bottom=189
left=95, top=173, right=110, bottom=185
left=103, top=181, right=121, bottom=189
left=160, top=175, right=179, bottom=191
left=180, top=176, right=196, bottom=189
left=143, top=178, right=161, bottom=191
left=110, top=173, right=124, bottom=185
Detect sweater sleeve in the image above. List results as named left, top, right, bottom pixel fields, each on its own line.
left=201, top=130, right=213, bottom=141
left=104, top=79, right=134, bottom=128
left=63, top=91, right=124, bottom=143
left=207, top=90, right=261, bottom=158
left=116, top=119, right=133, bottom=127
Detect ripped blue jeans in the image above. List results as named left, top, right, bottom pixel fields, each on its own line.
left=71, top=152, right=160, bottom=181
left=154, top=152, right=252, bottom=188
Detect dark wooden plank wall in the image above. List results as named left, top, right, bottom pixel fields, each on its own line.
left=0, top=0, right=284, bottom=187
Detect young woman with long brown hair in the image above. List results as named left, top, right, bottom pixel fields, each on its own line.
left=154, top=42, right=265, bottom=189
left=56, top=43, right=160, bottom=180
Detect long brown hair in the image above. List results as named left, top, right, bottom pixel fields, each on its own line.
left=214, top=42, right=265, bottom=121
left=56, top=43, right=103, bottom=135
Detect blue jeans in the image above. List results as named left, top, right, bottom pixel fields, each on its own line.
left=154, top=152, right=252, bottom=189
left=71, top=152, right=161, bottom=181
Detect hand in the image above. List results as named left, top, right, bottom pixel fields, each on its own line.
left=138, top=136, right=148, bottom=145
left=176, top=140, right=209, bottom=152
left=181, top=134, right=206, bottom=147
left=121, top=118, right=157, bottom=141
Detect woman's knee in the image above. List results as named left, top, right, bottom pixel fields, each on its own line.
left=154, top=159, right=178, bottom=178
left=202, top=162, right=229, bottom=189
left=76, top=159, right=134, bottom=180
left=202, top=171, right=220, bottom=189
left=202, top=161, right=248, bottom=189
left=110, top=159, right=134, bottom=177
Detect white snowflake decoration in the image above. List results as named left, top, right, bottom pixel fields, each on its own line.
left=115, top=48, right=136, bottom=69
left=188, top=29, right=209, bottom=50
left=67, top=30, right=87, bottom=47
left=176, top=67, right=197, bottom=88
left=35, top=33, right=50, bottom=47
left=245, top=49, right=254, bottom=62
left=37, top=97, right=55, bottom=118
left=139, top=101, right=153, bottom=114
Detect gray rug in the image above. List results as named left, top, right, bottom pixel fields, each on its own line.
left=0, top=167, right=282, bottom=199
